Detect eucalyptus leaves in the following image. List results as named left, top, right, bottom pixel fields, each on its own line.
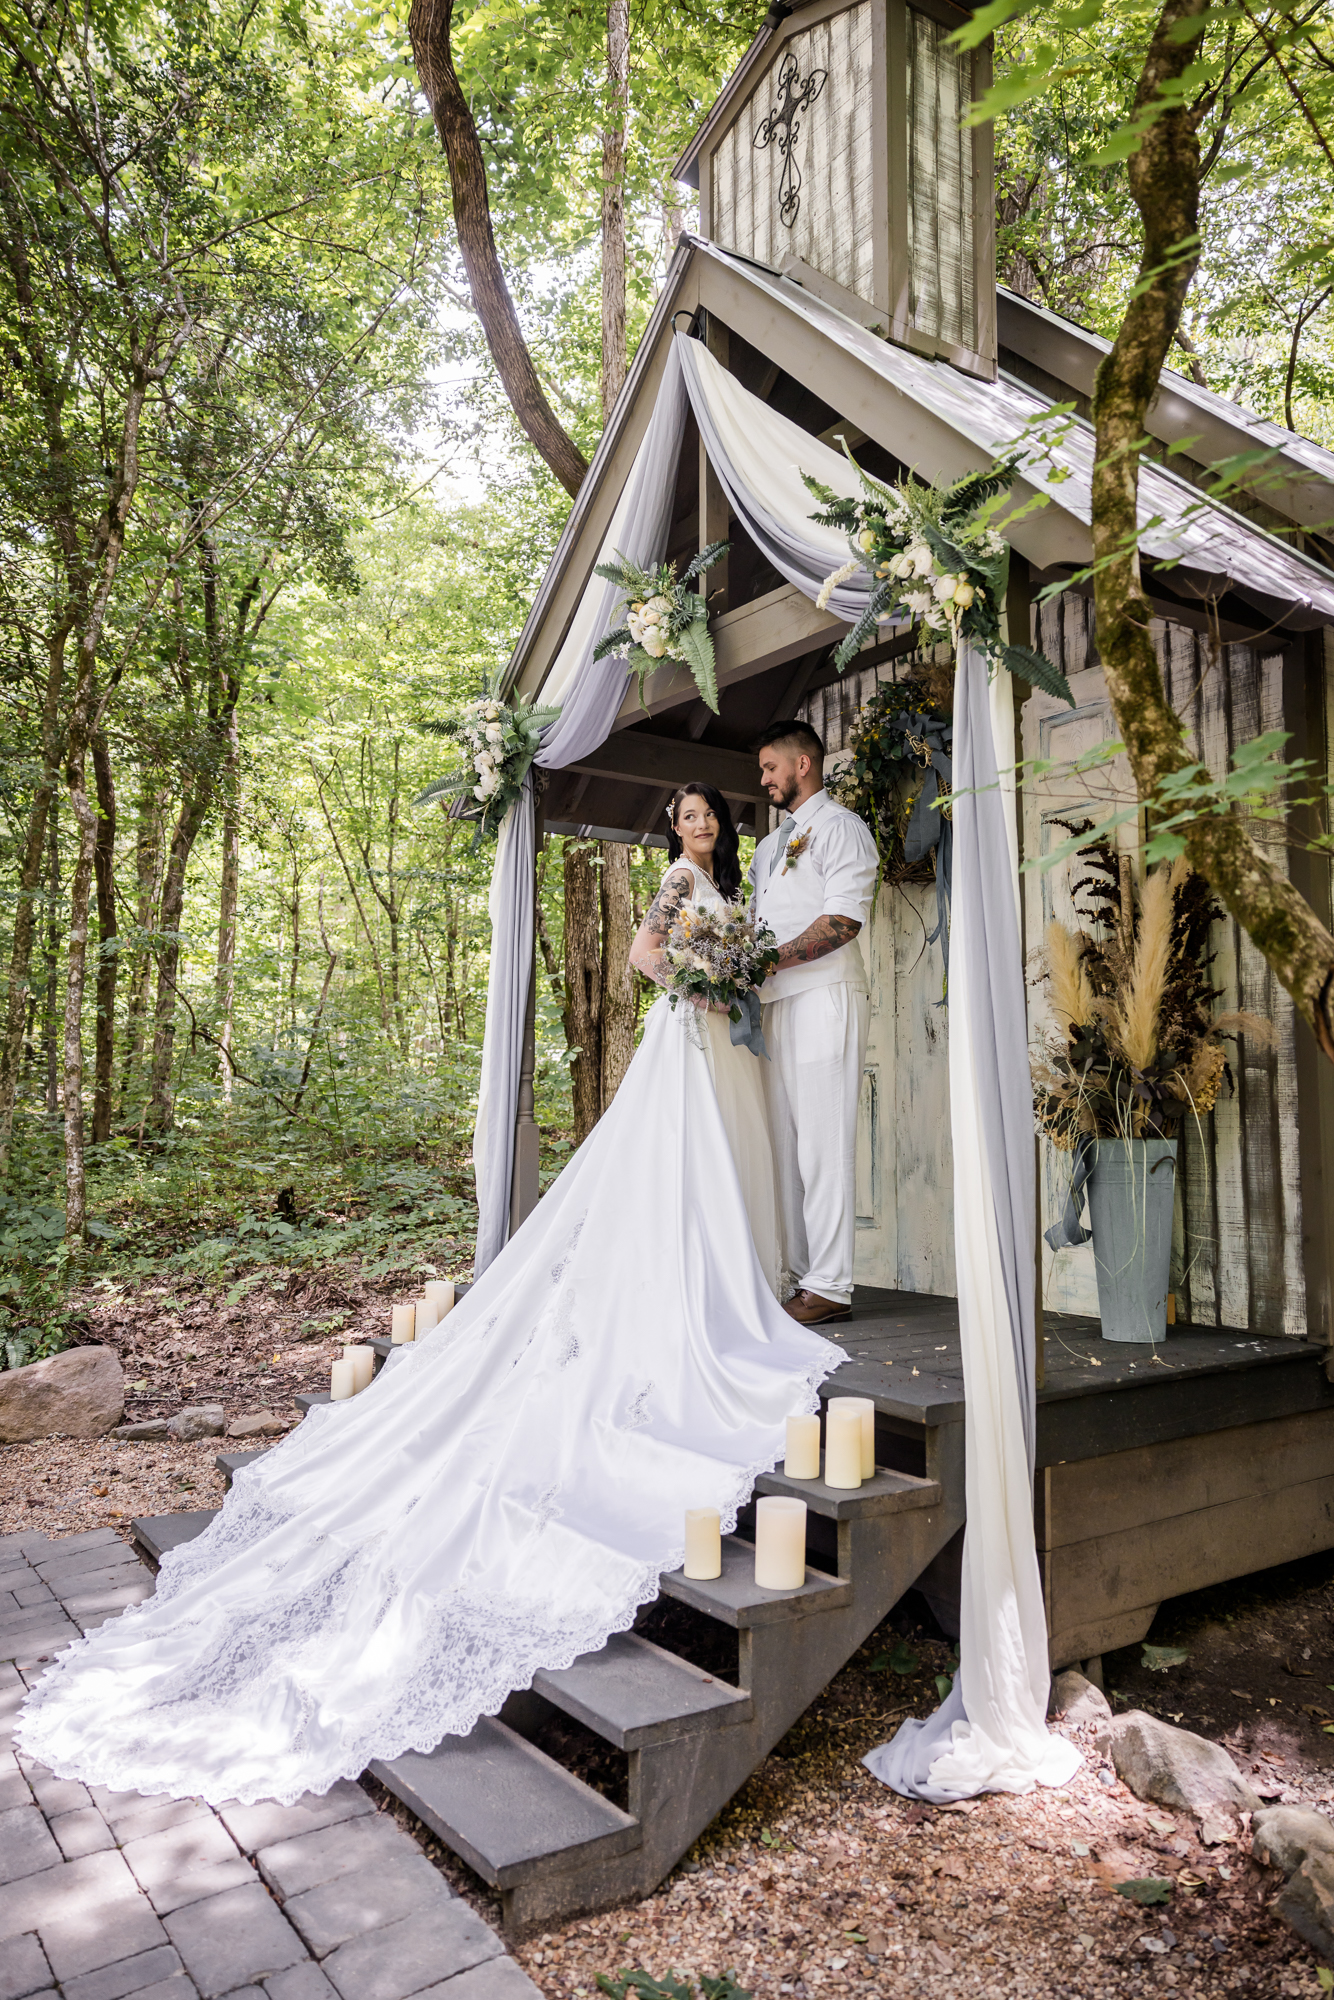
left=593, top=540, right=730, bottom=712
left=415, top=688, right=561, bottom=846
left=804, top=449, right=1074, bottom=707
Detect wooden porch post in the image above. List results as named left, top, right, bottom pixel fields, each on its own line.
left=510, top=796, right=542, bottom=1236
left=1006, top=555, right=1044, bottom=1389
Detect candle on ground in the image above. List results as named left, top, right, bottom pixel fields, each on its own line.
left=831, top=1395, right=876, bottom=1477
left=423, top=1280, right=455, bottom=1315
left=824, top=1403, right=863, bottom=1489
left=414, top=1298, right=439, bottom=1340
left=683, top=1507, right=722, bottom=1580
left=754, top=1495, right=807, bottom=1590
left=390, top=1303, right=416, bottom=1344
left=784, top=1413, right=821, bottom=1481
left=344, top=1345, right=374, bottom=1394
left=330, top=1357, right=355, bottom=1401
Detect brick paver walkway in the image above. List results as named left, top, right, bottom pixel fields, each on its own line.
left=0, top=1529, right=542, bottom=2000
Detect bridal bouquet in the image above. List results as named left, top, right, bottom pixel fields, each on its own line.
left=592, top=541, right=730, bottom=713
left=803, top=447, right=1073, bottom=705
left=663, top=898, right=779, bottom=1054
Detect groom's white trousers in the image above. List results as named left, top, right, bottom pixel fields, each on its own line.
left=762, top=983, right=869, bottom=1305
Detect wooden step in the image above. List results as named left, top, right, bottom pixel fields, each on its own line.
left=131, top=1510, right=217, bottom=1570
left=370, top=1714, right=640, bottom=1889
left=754, top=1458, right=942, bottom=1519
left=658, top=1533, right=849, bottom=1627
left=533, top=1630, right=751, bottom=1749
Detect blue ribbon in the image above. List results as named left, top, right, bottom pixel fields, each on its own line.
left=729, top=988, right=769, bottom=1060
left=1044, top=1132, right=1096, bottom=1249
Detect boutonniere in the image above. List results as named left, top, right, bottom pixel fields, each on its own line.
left=781, top=830, right=811, bottom=875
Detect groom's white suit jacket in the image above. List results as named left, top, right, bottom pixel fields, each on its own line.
left=750, top=789, right=878, bottom=1004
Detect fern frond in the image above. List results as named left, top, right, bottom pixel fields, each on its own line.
left=681, top=538, right=731, bottom=585
left=1000, top=642, right=1075, bottom=707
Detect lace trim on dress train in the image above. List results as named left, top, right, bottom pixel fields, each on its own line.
left=18, top=1343, right=840, bottom=1807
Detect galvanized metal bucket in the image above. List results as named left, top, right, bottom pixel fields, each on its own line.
left=1087, top=1138, right=1178, bottom=1344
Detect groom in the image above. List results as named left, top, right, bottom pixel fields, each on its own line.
left=751, top=722, right=878, bottom=1326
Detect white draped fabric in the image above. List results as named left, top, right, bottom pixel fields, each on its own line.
left=19, top=994, right=842, bottom=1806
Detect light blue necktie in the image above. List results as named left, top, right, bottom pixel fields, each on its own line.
left=769, top=815, right=798, bottom=876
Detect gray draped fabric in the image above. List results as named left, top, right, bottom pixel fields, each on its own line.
left=863, top=646, right=1037, bottom=1798
left=472, top=347, right=691, bottom=1274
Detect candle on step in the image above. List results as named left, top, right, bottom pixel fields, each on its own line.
left=424, top=1280, right=455, bottom=1316
left=344, top=1345, right=374, bottom=1394
left=824, top=1403, right=863, bottom=1489
left=414, top=1297, right=439, bottom=1340
left=754, top=1495, right=807, bottom=1590
left=390, top=1303, right=416, bottom=1344
left=330, top=1357, right=355, bottom=1401
left=683, top=1507, right=722, bottom=1580
left=784, top=1413, right=821, bottom=1481
left=831, top=1395, right=876, bottom=1478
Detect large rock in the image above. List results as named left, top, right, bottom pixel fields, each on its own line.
left=0, top=1345, right=124, bottom=1441
left=1277, top=1855, right=1334, bottom=1962
left=166, top=1404, right=225, bottom=1441
left=1051, top=1669, right=1112, bottom=1731
left=227, top=1411, right=287, bottom=1439
left=1096, top=1711, right=1261, bottom=1828
left=1253, top=1806, right=1334, bottom=1877
left=115, top=1418, right=169, bottom=1440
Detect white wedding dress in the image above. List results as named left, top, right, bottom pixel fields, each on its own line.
left=19, top=863, right=842, bottom=1806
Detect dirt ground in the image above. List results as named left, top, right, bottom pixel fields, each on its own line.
left=5, top=1278, right=1333, bottom=1998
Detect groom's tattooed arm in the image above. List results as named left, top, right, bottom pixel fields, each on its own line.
left=628, top=867, right=696, bottom=987
left=775, top=913, right=862, bottom=970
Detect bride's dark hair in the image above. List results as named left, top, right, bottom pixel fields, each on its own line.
left=665, top=784, right=743, bottom=902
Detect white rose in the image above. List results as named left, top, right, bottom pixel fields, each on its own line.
left=476, top=750, right=496, bottom=771
left=889, top=551, right=915, bottom=580
left=909, top=543, right=934, bottom=577
left=627, top=614, right=645, bottom=643
left=953, top=579, right=975, bottom=609
left=905, top=589, right=933, bottom=617
left=642, top=629, right=668, bottom=659
left=858, top=528, right=876, bottom=553
left=485, top=723, right=504, bottom=744
left=932, top=574, right=958, bottom=604
left=645, top=594, right=673, bottom=619
left=484, top=704, right=501, bottom=721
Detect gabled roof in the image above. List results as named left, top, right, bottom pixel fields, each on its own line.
left=997, top=287, right=1334, bottom=533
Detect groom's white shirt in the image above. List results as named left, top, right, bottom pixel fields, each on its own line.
left=751, top=789, right=878, bottom=1003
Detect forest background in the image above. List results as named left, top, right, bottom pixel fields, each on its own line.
left=1, top=0, right=1332, bottom=1366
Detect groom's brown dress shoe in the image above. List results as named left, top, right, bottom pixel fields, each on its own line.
left=784, top=1289, right=852, bottom=1325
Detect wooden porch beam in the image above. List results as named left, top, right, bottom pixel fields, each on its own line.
left=614, top=582, right=845, bottom=725
left=565, top=731, right=765, bottom=803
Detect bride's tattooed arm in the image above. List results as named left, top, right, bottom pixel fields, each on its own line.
left=628, top=867, right=696, bottom=986
left=775, top=913, right=861, bottom=970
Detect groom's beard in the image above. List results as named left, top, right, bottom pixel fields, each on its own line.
left=771, top=777, right=800, bottom=811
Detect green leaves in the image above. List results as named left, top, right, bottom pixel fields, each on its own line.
left=1000, top=643, right=1076, bottom=707
left=1142, top=1644, right=1190, bottom=1672
left=673, top=609, right=720, bottom=715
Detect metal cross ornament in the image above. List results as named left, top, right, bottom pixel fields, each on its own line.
left=753, top=50, right=828, bottom=229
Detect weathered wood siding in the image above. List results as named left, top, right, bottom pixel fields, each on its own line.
left=710, top=5, right=876, bottom=307
left=805, top=598, right=1307, bottom=1337
left=906, top=8, right=975, bottom=355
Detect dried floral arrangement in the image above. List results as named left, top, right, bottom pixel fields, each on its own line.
left=829, top=657, right=955, bottom=883
left=1032, top=828, right=1272, bottom=1146
left=663, top=898, right=779, bottom=1025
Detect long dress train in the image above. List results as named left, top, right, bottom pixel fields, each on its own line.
left=18, top=914, right=842, bottom=1805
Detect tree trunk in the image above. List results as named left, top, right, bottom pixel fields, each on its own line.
left=599, top=840, right=637, bottom=1108
left=41, top=801, right=61, bottom=1122
left=0, top=770, right=59, bottom=1166
left=600, top=0, right=630, bottom=423
left=562, top=842, right=603, bottom=1142
left=120, top=779, right=165, bottom=1116
left=216, top=707, right=240, bottom=1102
left=90, top=730, right=117, bottom=1146
left=407, top=0, right=589, bottom=498
left=62, top=767, right=97, bottom=1242
left=147, top=790, right=209, bottom=1130
left=1089, top=0, right=1334, bottom=1062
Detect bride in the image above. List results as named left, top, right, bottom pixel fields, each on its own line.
left=19, top=786, right=843, bottom=1807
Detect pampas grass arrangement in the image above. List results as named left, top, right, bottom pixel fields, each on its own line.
left=1033, top=834, right=1273, bottom=1146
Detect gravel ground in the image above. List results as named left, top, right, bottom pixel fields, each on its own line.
left=6, top=1277, right=1333, bottom=1998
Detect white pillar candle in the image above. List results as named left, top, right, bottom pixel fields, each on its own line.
left=754, top=1495, right=807, bottom=1590
left=824, top=1403, right=864, bottom=1489
left=785, top=1413, right=821, bottom=1481
left=831, top=1395, right=876, bottom=1478
left=344, top=1346, right=374, bottom=1394
left=390, top=1303, right=416, bottom=1344
left=423, top=1280, right=455, bottom=1315
left=414, top=1298, right=439, bottom=1340
left=330, top=1357, right=355, bottom=1401
left=683, top=1507, right=721, bottom=1580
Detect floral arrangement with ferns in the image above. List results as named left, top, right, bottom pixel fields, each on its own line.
left=1032, top=830, right=1271, bottom=1148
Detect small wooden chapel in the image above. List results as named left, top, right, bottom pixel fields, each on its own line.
left=502, top=0, right=1334, bottom=1672
left=150, top=0, right=1334, bottom=1935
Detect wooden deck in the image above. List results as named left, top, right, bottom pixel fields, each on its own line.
left=823, top=1287, right=1334, bottom=1667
